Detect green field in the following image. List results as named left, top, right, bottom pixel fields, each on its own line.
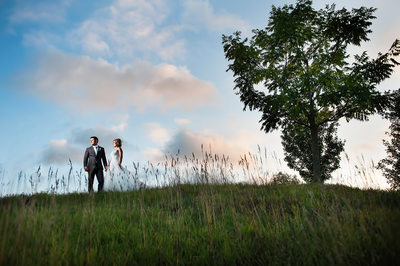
left=1, top=184, right=399, bottom=265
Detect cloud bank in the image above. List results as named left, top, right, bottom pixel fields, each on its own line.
left=41, top=139, right=82, bottom=164
left=143, top=127, right=251, bottom=163
left=72, top=0, right=185, bottom=60
left=41, top=124, right=127, bottom=165
left=16, top=51, right=217, bottom=112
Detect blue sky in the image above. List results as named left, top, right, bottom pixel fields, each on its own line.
left=0, top=0, right=399, bottom=189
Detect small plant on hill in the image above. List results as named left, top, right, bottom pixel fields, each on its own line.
left=271, top=171, right=300, bottom=184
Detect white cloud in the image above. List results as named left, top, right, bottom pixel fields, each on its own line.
left=174, top=118, right=191, bottom=126
left=71, top=126, right=123, bottom=148
left=41, top=124, right=129, bottom=165
left=81, top=32, right=111, bottom=55
left=111, top=114, right=129, bottom=132
left=141, top=113, right=286, bottom=166
left=16, top=51, right=217, bottom=112
left=111, top=122, right=128, bottom=132
left=145, top=123, right=171, bottom=144
left=41, top=139, right=82, bottom=164
left=71, top=0, right=185, bottom=60
left=9, top=0, right=71, bottom=24
left=142, top=148, right=165, bottom=162
left=144, top=128, right=250, bottom=163
left=9, top=0, right=250, bottom=61
left=182, top=0, right=250, bottom=33
left=21, top=31, right=60, bottom=48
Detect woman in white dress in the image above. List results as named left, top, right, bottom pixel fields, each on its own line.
left=104, top=138, right=143, bottom=191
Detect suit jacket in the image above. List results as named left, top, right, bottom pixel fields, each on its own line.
left=83, top=146, right=107, bottom=170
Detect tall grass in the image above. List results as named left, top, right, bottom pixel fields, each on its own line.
left=0, top=184, right=399, bottom=265
left=0, top=147, right=398, bottom=264
left=327, top=153, right=390, bottom=190
left=0, top=147, right=389, bottom=197
left=0, top=146, right=277, bottom=196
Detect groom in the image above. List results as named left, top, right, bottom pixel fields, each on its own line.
left=83, top=136, right=108, bottom=193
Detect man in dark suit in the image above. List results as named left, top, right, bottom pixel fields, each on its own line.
left=83, top=136, right=108, bottom=193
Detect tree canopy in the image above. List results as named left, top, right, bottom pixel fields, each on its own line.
left=222, top=0, right=399, bottom=182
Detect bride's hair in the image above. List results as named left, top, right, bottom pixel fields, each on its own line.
left=113, top=138, right=122, bottom=147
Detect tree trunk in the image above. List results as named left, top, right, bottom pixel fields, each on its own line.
left=309, top=115, right=322, bottom=182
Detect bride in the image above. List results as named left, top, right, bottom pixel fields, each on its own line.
left=104, top=138, right=143, bottom=191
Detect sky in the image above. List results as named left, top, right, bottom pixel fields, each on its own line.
left=0, top=0, right=399, bottom=192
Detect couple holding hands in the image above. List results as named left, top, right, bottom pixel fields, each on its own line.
left=83, top=136, right=134, bottom=193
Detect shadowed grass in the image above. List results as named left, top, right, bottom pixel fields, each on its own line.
left=1, top=183, right=399, bottom=265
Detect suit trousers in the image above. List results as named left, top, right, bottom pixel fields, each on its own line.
left=88, top=167, right=104, bottom=192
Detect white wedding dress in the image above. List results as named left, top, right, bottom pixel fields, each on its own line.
left=104, top=149, right=143, bottom=191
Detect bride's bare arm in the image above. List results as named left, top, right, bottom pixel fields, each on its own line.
left=117, top=148, right=123, bottom=167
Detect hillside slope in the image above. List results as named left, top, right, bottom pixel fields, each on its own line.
left=1, top=184, right=399, bottom=265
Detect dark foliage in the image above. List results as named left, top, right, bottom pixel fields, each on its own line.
left=271, top=171, right=300, bottom=184
left=222, top=0, right=399, bottom=182
left=378, top=89, right=400, bottom=189
left=282, top=122, right=345, bottom=183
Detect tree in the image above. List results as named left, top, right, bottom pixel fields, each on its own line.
left=378, top=89, right=400, bottom=189
left=281, top=121, right=344, bottom=182
left=222, top=0, right=400, bottom=182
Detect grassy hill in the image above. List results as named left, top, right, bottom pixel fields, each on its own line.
left=0, top=183, right=399, bottom=265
